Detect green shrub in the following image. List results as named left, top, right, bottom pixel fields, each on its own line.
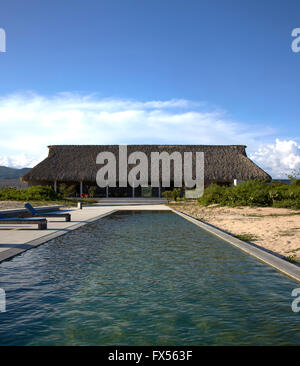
left=66, top=184, right=77, bottom=197
left=162, top=189, right=181, bottom=201
left=172, top=188, right=181, bottom=201
left=88, top=186, right=97, bottom=198
left=273, top=199, right=300, bottom=209
left=229, top=180, right=271, bottom=206
left=0, top=185, right=61, bottom=201
left=58, top=184, right=77, bottom=198
left=198, top=184, right=227, bottom=206
left=162, top=190, right=173, bottom=201
left=58, top=183, right=67, bottom=196
left=198, top=179, right=300, bottom=208
left=290, top=179, right=300, bottom=187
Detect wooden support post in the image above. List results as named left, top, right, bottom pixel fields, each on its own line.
left=54, top=180, right=57, bottom=193
left=80, top=181, right=83, bottom=196
left=106, top=185, right=109, bottom=198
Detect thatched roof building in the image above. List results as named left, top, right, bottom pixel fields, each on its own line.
left=22, top=145, right=271, bottom=197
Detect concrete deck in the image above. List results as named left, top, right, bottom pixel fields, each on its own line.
left=0, top=204, right=171, bottom=262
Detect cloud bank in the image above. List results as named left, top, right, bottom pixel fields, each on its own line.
left=0, top=92, right=298, bottom=177
left=250, top=139, right=300, bottom=179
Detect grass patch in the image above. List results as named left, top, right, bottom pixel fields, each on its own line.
left=286, top=248, right=300, bottom=254
left=234, top=233, right=259, bottom=242
left=265, top=212, right=300, bottom=217
left=243, top=214, right=264, bottom=217
left=286, top=254, right=298, bottom=263
left=278, top=230, right=295, bottom=237
left=243, top=212, right=300, bottom=218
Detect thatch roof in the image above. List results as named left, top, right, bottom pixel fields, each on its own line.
left=22, top=145, right=271, bottom=183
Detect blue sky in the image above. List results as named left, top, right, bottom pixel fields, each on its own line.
left=0, top=0, right=300, bottom=177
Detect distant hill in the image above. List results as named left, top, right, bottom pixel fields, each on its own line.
left=0, top=166, right=30, bottom=179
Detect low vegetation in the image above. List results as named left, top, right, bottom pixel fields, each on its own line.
left=0, top=185, right=61, bottom=201
left=0, top=185, right=97, bottom=206
left=162, top=188, right=182, bottom=202
left=286, top=254, right=297, bottom=263
left=198, top=179, right=300, bottom=209
left=234, top=233, right=259, bottom=242
left=58, top=183, right=76, bottom=198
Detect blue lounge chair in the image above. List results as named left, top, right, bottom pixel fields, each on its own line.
left=25, top=203, right=71, bottom=222
left=0, top=212, right=47, bottom=230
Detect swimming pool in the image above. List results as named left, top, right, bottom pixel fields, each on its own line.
left=0, top=210, right=299, bottom=345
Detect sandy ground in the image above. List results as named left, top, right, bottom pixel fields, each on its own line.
left=171, top=203, right=300, bottom=260
left=0, top=201, right=58, bottom=210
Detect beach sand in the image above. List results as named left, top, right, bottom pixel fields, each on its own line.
left=171, top=203, right=300, bottom=260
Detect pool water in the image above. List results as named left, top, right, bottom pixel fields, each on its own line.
left=0, top=211, right=300, bottom=345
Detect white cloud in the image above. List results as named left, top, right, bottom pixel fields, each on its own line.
left=0, top=153, right=45, bottom=169
left=0, top=91, right=297, bottom=178
left=250, top=139, right=300, bottom=178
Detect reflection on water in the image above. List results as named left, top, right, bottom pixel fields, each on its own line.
left=0, top=211, right=299, bottom=345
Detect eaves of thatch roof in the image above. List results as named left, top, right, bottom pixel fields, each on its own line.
left=21, top=145, right=271, bottom=183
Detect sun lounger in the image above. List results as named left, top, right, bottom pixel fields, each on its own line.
left=0, top=212, right=47, bottom=230
left=25, top=203, right=71, bottom=222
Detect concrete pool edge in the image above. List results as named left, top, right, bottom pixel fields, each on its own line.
left=171, top=208, right=300, bottom=284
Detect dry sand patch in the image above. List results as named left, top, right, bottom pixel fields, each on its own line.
left=172, top=203, right=300, bottom=260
